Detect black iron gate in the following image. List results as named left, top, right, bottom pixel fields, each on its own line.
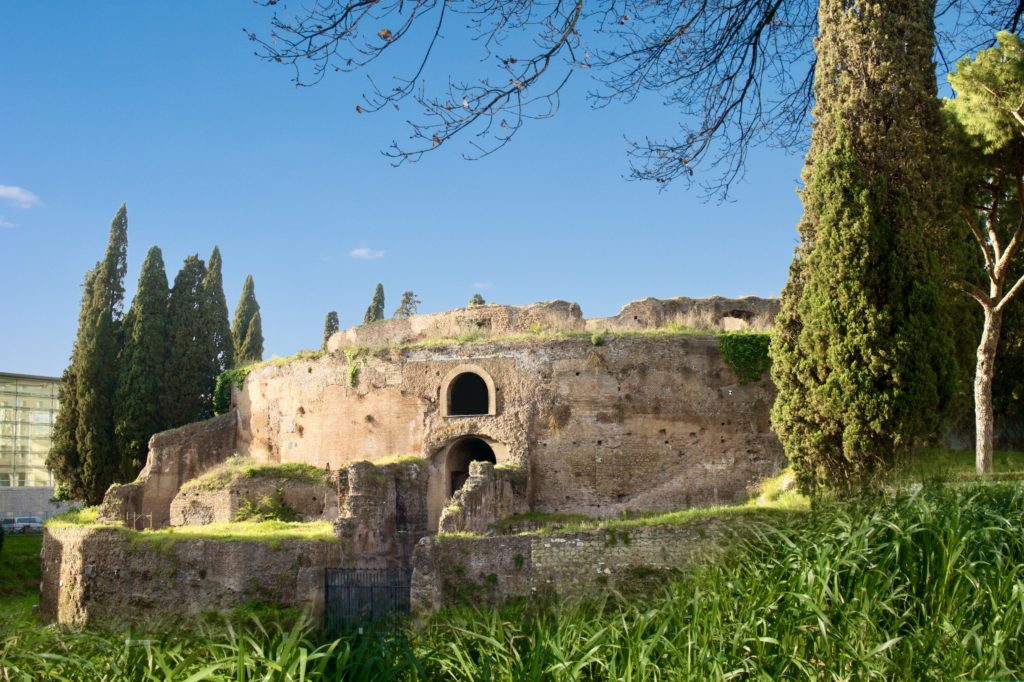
left=324, top=568, right=411, bottom=634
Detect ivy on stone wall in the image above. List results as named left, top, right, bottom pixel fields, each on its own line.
left=213, top=368, right=250, bottom=416
left=718, top=333, right=771, bottom=384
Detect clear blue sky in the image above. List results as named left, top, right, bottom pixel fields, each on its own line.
left=0, top=2, right=804, bottom=377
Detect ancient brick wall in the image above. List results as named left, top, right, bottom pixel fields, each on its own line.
left=410, top=517, right=741, bottom=612
left=98, top=412, right=238, bottom=529
left=326, top=301, right=585, bottom=350
left=237, top=335, right=784, bottom=523
left=40, top=526, right=342, bottom=627
left=169, top=477, right=336, bottom=526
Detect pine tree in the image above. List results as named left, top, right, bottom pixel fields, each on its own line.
left=76, top=205, right=129, bottom=504
left=468, top=293, right=485, bottom=307
left=114, top=246, right=169, bottom=480
left=393, top=291, right=420, bottom=318
left=232, top=275, right=263, bottom=365
left=363, top=283, right=385, bottom=324
left=164, top=255, right=211, bottom=428
left=769, top=0, right=956, bottom=493
left=323, top=311, right=340, bottom=350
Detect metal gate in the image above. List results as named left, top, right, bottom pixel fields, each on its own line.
left=324, top=568, right=411, bottom=634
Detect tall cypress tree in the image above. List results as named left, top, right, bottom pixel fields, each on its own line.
left=114, top=246, right=169, bottom=479
left=76, top=205, right=129, bottom=504
left=204, top=247, right=234, bottom=373
left=363, top=283, right=385, bottom=323
left=47, top=268, right=97, bottom=499
left=323, top=310, right=339, bottom=350
left=232, top=275, right=263, bottom=365
left=164, top=255, right=211, bottom=428
left=770, top=0, right=955, bottom=492
left=203, top=246, right=234, bottom=408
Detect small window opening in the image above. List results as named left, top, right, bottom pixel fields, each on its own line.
left=448, top=372, right=490, bottom=416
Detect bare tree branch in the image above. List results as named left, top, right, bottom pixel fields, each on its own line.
left=247, top=0, right=1024, bottom=197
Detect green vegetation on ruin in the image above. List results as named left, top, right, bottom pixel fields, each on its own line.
left=361, top=453, right=426, bottom=467
left=179, top=455, right=329, bottom=492
left=7, top=481, right=1024, bottom=679
left=45, top=506, right=104, bottom=527
left=124, top=520, right=336, bottom=549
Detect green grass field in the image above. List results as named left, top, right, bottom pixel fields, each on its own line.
left=3, top=479, right=1024, bottom=680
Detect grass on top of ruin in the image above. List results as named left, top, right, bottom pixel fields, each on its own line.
left=179, top=455, right=330, bottom=492
left=43, top=508, right=336, bottom=547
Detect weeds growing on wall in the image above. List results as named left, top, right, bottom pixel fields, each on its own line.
left=213, top=368, right=250, bottom=415
left=719, top=332, right=771, bottom=383
left=234, top=489, right=303, bottom=523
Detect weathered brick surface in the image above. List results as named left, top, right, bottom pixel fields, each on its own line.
left=40, top=526, right=342, bottom=628
left=411, top=518, right=741, bottom=612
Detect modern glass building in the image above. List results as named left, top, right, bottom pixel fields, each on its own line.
left=0, top=372, right=60, bottom=487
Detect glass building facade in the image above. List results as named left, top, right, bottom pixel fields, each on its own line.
left=0, top=372, right=59, bottom=487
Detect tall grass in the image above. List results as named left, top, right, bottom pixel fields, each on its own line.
left=3, top=483, right=1023, bottom=680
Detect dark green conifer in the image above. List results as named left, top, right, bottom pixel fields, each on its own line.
left=232, top=275, right=263, bottom=365
left=76, top=205, right=129, bottom=504
left=203, top=247, right=234, bottom=412
left=468, top=293, right=486, bottom=308
left=770, top=0, right=956, bottom=492
left=114, top=246, right=169, bottom=479
left=323, top=311, right=340, bottom=350
left=47, top=268, right=98, bottom=500
left=363, top=283, right=385, bottom=324
left=164, top=255, right=211, bottom=428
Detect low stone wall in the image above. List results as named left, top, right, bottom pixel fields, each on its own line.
left=98, top=412, right=238, bottom=529
left=327, top=301, right=584, bottom=350
left=170, top=477, right=337, bottom=526
left=40, top=526, right=342, bottom=627
left=410, top=516, right=744, bottom=612
left=586, top=296, right=778, bottom=332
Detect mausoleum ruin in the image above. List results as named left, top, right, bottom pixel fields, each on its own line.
left=41, top=296, right=786, bottom=626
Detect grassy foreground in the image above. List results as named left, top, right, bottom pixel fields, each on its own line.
left=3, top=481, right=1024, bottom=680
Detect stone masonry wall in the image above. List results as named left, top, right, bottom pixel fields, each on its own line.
left=327, top=301, right=585, bottom=350
left=98, top=412, right=238, bottom=529
left=410, top=516, right=742, bottom=612
left=236, top=335, right=784, bottom=522
left=169, top=477, right=336, bottom=526
left=438, top=461, right=529, bottom=534
left=40, top=526, right=342, bottom=628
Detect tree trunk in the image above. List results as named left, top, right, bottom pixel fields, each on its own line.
left=975, top=307, right=1003, bottom=474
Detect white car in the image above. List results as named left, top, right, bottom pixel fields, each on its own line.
left=12, top=516, right=43, bottom=533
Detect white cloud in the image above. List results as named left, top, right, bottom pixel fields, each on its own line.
left=0, top=185, right=41, bottom=209
left=349, top=246, right=385, bottom=260
left=471, top=281, right=493, bottom=290
left=0, top=216, right=15, bottom=229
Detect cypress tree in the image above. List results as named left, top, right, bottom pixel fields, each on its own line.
left=770, top=0, right=955, bottom=492
left=76, top=205, right=129, bottom=504
left=232, top=275, right=263, bottom=365
left=240, top=311, right=264, bottom=364
left=203, top=246, right=234, bottom=402
left=323, top=311, right=339, bottom=350
left=363, top=283, right=385, bottom=324
left=46, top=268, right=97, bottom=500
left=164, top=255, right=211, bottom=428
left=114, top=246, right=169, bottom=479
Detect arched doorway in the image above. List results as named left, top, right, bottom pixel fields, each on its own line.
left=447, top=373, right=490, bottom=416
left=446, top=437, right=496, bottom=495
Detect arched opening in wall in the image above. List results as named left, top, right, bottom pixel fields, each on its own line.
left=446, top=437, right=496, bottom=496
left=448, top=373, right=490, bottom=416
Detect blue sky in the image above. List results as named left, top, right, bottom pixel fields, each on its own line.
left=0, top=2, right=805, bottom=377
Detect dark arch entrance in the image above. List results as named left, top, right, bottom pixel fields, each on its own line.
left=447, top=437, right=496, bottom=495
left=448, top=372, right=490, bottom=416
